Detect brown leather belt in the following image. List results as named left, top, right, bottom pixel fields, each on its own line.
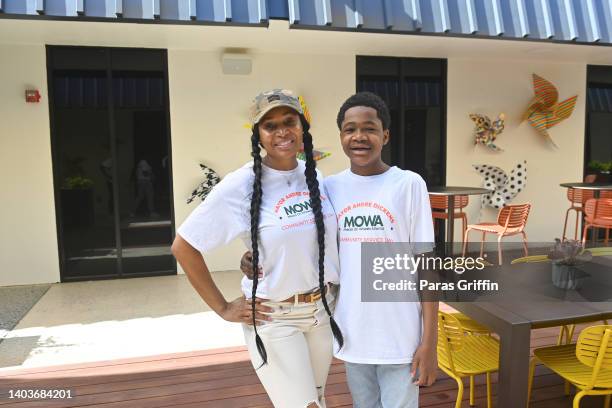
left=279, top=284, right=328, bottom=304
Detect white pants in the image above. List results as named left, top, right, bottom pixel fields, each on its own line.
left=242, top=289, right=336, bottom=408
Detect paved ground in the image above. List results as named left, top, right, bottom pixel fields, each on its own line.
left=0, top=284, right=51, bottom=343
left=0, top=272, right=246, bottom=370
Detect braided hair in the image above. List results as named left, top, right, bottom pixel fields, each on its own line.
left=301, top=116, right=344, bottom=350
left=249, top=125, right=267, bottom=366
left=249, top=114, right=343, bottom=366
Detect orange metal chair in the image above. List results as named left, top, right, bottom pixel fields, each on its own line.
left=562, top=188, right=594, bottom=240
left=582, top=198, right=612, bottom=246
left=462, top=203, right=531, bottom=265
left=430, top=195, right=469, bottom=242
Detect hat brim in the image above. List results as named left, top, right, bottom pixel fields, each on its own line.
left=252, top=102, right=304, bottom=125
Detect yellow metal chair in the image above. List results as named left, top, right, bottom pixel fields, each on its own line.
left=511, top=255, right=549, bottom=264
left=512, top=247, right=612, bottom=265
left=527, top=325, right=612, bottom=408
left=589, top=247, right=612, bottom=256
left=438, top=311, right=499, bottom=408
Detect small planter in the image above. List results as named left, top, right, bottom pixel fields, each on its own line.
left=594, top=171, right=611, bottom=183
left=551, top=263, right=584, bottom=290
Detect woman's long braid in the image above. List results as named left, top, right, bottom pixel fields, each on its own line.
left=250, top=127, right=267, bottom=366
left=301, top=117, right=344, bottom=349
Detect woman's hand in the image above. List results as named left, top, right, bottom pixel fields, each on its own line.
left=411, top=344, right=438, bottom=386
left=219, top=296, right=273, bottom=325
left=240, top=251, right=263, bottom=280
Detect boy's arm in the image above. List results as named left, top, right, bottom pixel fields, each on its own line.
left=409, top=175, right=438, bottom=386
left=411, top=300, right=439, bottom=386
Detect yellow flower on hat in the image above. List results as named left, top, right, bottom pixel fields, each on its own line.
left=298, top=95, right=312, bottom=124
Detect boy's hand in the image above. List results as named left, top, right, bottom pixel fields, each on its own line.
left=240, top=251, right=263, bottom=280
left=411, top=345, right=437, bottom=386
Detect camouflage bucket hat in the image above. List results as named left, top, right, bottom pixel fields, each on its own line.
left=250, top=89, right=304, bottom=126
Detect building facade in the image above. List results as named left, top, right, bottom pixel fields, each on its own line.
left=1, top=0, right=611, bottom=286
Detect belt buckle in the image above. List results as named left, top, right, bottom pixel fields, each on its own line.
left=309, top=291, right=322, bottom=302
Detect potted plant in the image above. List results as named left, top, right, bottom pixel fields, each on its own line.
left=61, top=156, right=96, bottom=227
left=64, top=176, right=94, bottom=190
left=547, top=239, right=592, bottom=290
left=586, top=160, right=612, bottom=183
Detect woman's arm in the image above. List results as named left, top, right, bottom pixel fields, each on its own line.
left=171, top=235, right=271, bottom=324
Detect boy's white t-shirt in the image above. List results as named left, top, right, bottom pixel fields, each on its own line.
left=324, top=166, right=435, bottom=364
left=177, top=160, right=340, bottom=301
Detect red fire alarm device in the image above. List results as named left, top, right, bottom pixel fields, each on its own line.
left=25, top=90, right=41, bottom=103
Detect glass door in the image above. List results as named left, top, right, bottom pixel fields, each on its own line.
left=356, top=56, right=446, bottom=185
left=47, top=46, right=176, bottom=281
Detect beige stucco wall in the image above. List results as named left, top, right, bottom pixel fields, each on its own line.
left=0, top=43, right=60, bottom=286
left=446, top=59, right=586, bottom=243
left=0, top=21, right=597, bottom=285
left=169, top=50, right=354, bottom=273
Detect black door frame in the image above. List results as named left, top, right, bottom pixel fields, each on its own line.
left=356, top=56, right=448, bottom=247
left=584, top=65, right=612, bottom=178
left=46, top=45, right=176, bottom=282
left=355, top=55, right=447, bottom=186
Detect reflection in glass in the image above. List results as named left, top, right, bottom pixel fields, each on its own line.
left=114, top=72, right=174, bottom=275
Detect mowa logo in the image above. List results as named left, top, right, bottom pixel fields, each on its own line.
left=283, top=200, right=313, bottom=217
left=343, top=215, right=384, bottom=229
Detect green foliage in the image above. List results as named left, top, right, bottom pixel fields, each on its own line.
left=547, top=238, right=592, bottom=266
left=64, top=176, right=94, bottom=189
left=587, top=160, right=612, bottom=172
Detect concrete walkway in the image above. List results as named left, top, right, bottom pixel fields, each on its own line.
left=0, top=272, right=246, bottom=370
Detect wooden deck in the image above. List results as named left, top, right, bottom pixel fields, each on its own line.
left=0, top=326, right=608, bottom=407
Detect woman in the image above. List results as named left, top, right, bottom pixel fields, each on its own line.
left=171, top=89, right=342, bottom=408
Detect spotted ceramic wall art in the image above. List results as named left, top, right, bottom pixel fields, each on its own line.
left=473, top=161, right=527, bottom=209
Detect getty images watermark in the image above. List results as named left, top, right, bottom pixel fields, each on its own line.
left=361, top=242, right=612, bottom=303
left=361, top=242, right=499, bottom=302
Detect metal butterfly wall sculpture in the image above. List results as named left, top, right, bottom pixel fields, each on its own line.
left=470, top=113, right=505, bottom=151
left=523, top=74, right=577, bottom=148
left=186, top=164, right=221, bottom=204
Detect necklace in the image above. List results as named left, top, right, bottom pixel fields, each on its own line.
left=262, top=157, right=296, bottom=187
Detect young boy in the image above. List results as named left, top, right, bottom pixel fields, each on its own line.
left=324, top=92, right=437, bottom=407
left=242, top=92, right=438, bottom=406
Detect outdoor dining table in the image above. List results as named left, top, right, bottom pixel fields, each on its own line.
left=447, top=256, right=612, bottom=408
left=428, top=186, right=492, bottom=255
left=560, top=182, right=612, bottom=197
left=560, top=182, right=612, bottom=242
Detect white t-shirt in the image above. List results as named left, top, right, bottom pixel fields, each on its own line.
left=324, top=166, right=435, bottom=364
left=177, top=160, right=340, bottom=301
